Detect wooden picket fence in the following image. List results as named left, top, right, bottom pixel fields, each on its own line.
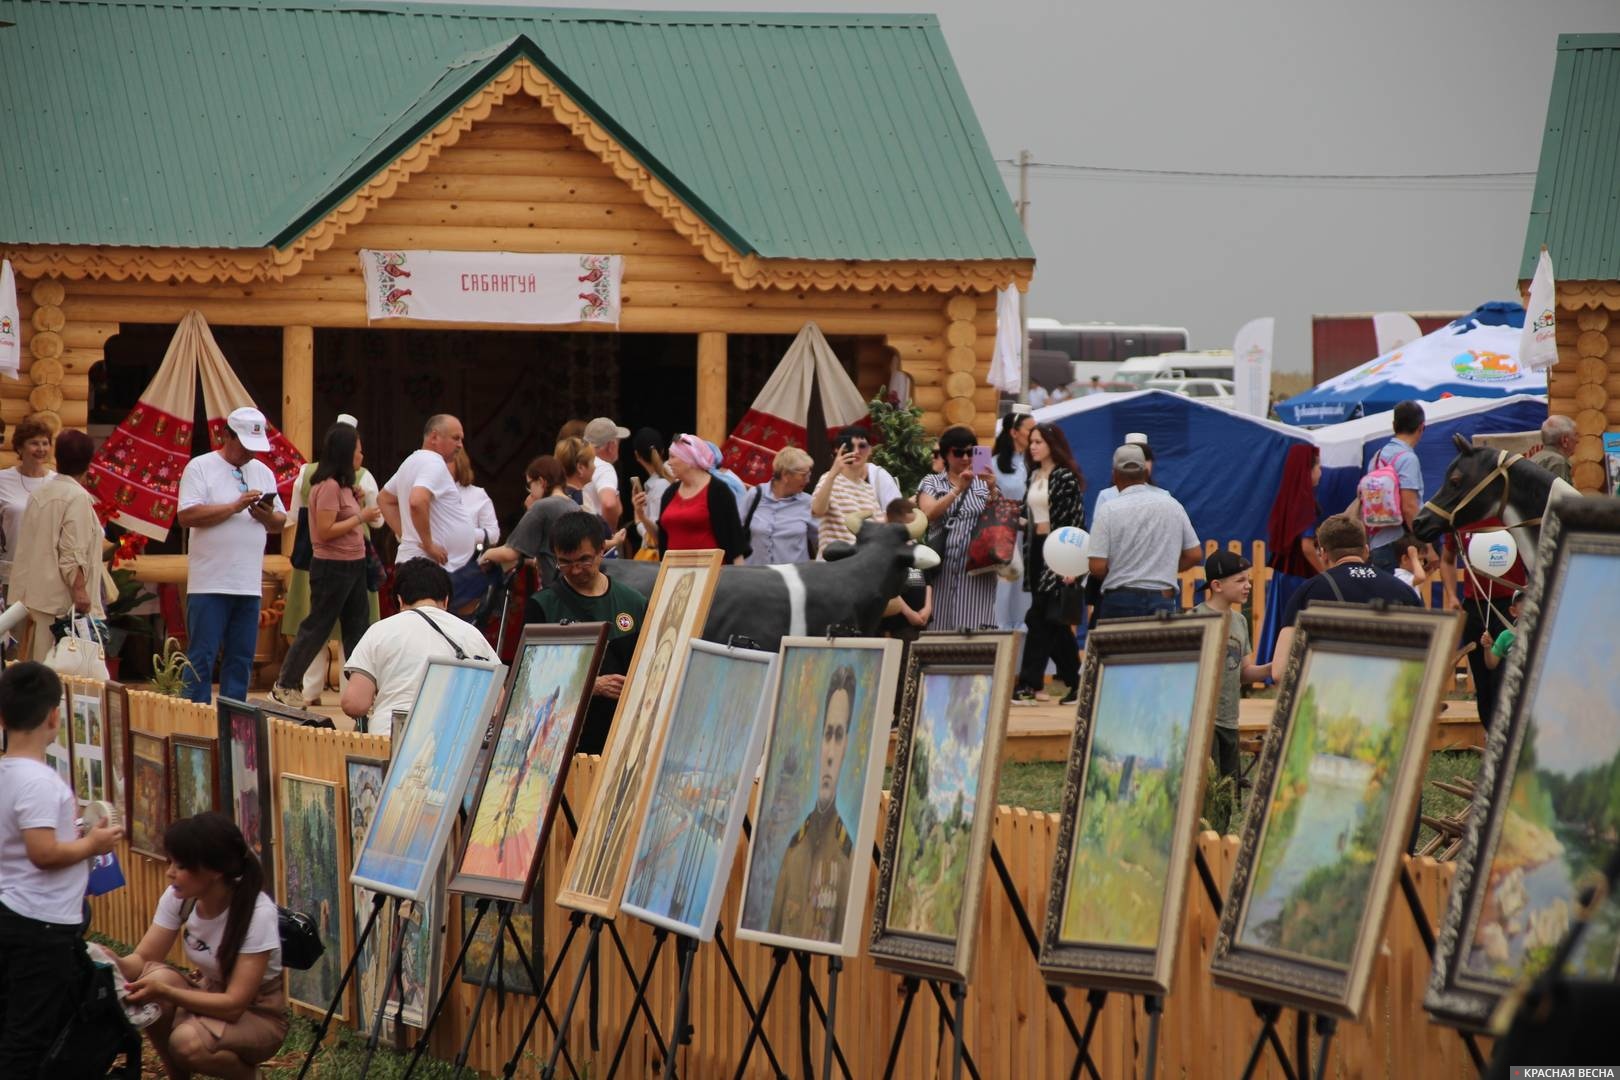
left=81, top=690, right=1494, bottom=1078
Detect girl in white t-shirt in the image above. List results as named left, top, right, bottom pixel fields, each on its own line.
left=117, top=813, right=288, bottom=1078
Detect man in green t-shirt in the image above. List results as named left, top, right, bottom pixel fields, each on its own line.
left=525, top=511, right=648, bottom=753
left=1192, top=552, right=1270, bottom=809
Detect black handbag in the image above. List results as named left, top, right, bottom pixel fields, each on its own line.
left=290, top=511, right=313, bottom=572
left=180, top=899, right=326, bottom=972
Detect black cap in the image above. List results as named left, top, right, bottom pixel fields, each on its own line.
left=1205, top=550, right=1252, bottom=582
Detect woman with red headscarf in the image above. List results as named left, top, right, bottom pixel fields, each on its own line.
left=1260, top=443, right=1326, bottom=664
left=634, top=434, right=748, bottom=563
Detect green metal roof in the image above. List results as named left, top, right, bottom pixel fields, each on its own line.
left=0, top=0, right=1032, bottom=264
left=1522, top=33, right=1620, bottom=280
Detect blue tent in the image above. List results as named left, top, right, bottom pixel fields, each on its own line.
left=1034, top=390, right=1312, bottom=546
left=1277, top=302, right=1546, bottom=427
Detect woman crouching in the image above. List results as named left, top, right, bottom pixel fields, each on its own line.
left=116, top=812, right=288, bottom=1079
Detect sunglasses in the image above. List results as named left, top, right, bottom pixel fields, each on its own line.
left=946, top=447, right=974, bottom=459
left=230, top=466, right=248, bottom=492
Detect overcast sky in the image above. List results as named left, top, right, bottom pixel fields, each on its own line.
left=456, top=0, right=1620, bottom=372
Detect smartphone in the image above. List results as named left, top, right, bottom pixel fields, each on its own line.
left=631, top=475, right=643, bottom=496
left=970, top=445, right=992, bottom=475
left=255, top=492, right=276, bottom=508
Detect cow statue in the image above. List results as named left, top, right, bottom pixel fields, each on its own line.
left=603, top=513, right=936, bottom=653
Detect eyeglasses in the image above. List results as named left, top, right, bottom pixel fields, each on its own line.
left=555, top=553, right=601, bottom=570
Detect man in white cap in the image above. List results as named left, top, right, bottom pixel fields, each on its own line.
left=1086, top=443, right=1200, bottom=622
left=176, top=406, right=287, bottom=704
left=582, top=416, right=628, bottom=531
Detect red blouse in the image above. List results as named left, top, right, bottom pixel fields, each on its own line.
left=660, top=487, right=720, bottom=552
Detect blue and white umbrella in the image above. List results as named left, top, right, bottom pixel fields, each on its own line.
left=1277, top=302, right=1546, bottom=427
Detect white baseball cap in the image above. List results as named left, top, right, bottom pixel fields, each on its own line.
left=226, top=407, right=272, bottom=452
left=336, top=413, right=359, bottom=429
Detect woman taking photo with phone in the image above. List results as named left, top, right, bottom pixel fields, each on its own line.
left=916, top=424, right=999, bottom=631
left=810, top=430, right=881, bottom=556
left=117, top=813, right=288, bottom=1080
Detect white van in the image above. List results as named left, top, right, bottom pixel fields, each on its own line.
left=1113, top=350, right=1235, bottom=388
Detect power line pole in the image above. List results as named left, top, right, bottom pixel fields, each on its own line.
left=1016, top=149, right=1031, bottom=405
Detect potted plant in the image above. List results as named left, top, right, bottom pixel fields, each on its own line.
left=103, top=567, right=158, bottom=681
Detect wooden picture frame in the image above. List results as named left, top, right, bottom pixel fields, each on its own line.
left=279, top=773, right=350, bottom=1021
left=105, top=681, right=131, bottom=824
left=1210, top=605, right=1460, bottom=1019
left=68, top=682, right=108, bottom=807
left=168, top=732, right=221, bottom=821
left=1427, top=496, right=1620, bottom=1030
left=128, top=729, right=169, bottom=860
left=556, top=549, right=723, bottom=918
left=217, top=697, right=275, bottom=889
left=869, top=631, right=1020, bottom=982
left=351, top=657, right=506, bottom=903
left=1038, top=614, right=1225, bottom=995
left=451, top=623, right=607, bottom=902
left=345, top=755, right=390, bottom=1027
left=736, top=637, right=903, bottom=956
left=620, top=641, right=778, bottom=941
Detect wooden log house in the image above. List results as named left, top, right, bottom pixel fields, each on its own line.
left=1523, top=33, right=1620, bottom=493
left=0, top=1, right=1033, bottom=505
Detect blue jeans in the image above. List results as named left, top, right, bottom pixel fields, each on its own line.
left=1096, top=588, right=1178, bottom=622
left=185, top=593, right=261, bottom=704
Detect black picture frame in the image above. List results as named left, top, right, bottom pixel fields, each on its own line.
left=216, top=696, right=275, bottom=893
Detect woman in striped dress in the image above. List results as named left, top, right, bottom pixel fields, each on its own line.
left=916, top=425, right=998, bottom=631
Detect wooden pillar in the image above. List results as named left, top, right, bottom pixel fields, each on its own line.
left=281, top=325, right=314, bottom=555
left=696, top=330, right=727, bottom=444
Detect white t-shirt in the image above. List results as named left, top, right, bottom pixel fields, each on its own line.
left=344, top=605, right=493, bottom=736
left=865, top=463, right=902, bottom=511
left=458, top=484, right=500, bottom=545
left=177, top=452, right=284, bottom=596
left=0, top=756, right=87, bottom=924
left=0, top=467, right=55, bottom=581
left=1392, top=567, right=1423, bottom=597
left=154, top=884, right=283, bottom=983
left=383, top=450, right=475, bottom=571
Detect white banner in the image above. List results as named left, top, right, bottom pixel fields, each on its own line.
left=989, top=286, right=1022, bottom=394
left=358, top=250, right=623, bottom=326
left=1521, top=248, right=1558, bottom=371
left=1232, top=316, right=1274, bottom=418
left=0, top=259, right=19, bottom=380
left=1372, top=311, right=1422, bottom=357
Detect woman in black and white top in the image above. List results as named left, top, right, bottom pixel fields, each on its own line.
left=119, top=813, right=288, bottom=1079
left=916, top=424, right=998, bottom=631
left=1013, top=422, right=1085, bottom=705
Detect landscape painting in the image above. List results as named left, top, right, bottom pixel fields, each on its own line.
left=1060, top=658, right=1200, bottom=948
left=737, top=639, right=899, bottom=955
left=1461, top=550, right=1620, bottom=984
left=129, top=730, right=168, bottom=859
left=453, top=627, right=603, bottom=901
left=169, top=734, right=219, bottom=820
left=460, top=895, right=538, bottom=995
left=1237, top=648, right=1424, bottom=964
left=280, top=775, right=347, bottom=1019
left=71, top=689, right=106, bottom=805
left=345, top=756, right=388, bottom=1024
left=353, top=659, right=503, bottom=902
left=620, top=643, right=775, bottom=939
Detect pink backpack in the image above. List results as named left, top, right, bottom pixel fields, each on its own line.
left=1358, top=447, right=1409, bottom=529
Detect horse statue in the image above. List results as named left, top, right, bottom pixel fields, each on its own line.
left=1411, top=433, right=1581, bottom=575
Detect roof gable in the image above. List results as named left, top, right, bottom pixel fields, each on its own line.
left=0, top=0, right=1032, bottom=266
left=1523, top=33, right=1620, bottom=281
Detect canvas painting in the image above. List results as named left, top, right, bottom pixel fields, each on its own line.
left=460, top=895, right=538, bottom=995
left=169, top=734, right=220, bottom=820
left=1427, top=506, right=1620, bottom=1031
left=217, top=698, right=274, bottom=888
left=70, top=688, right=106, bottom=806
left=383, top=882, right=444, bottom=1030
left=46, top=699, right=72, bottom=786
left=346, top=756, right=390, bottom=1025
left=557, top=550, right=721, bottom=917
left=106, top=682, right=129, bottom=822
left=870, top=633, right=1019, bottom=982
left=453, top=625, right=604, bottom=902
left=280, top=774, right=348, bottom=1019
left=353, top=658, right=505, bottom=902
left=129, top=730, right=169, bottom=859
left=620, top=643, right=776, bottom=940
left=1212, top=606, right=1456, bottom=1020
left=737, top=639, right=900, bottom=955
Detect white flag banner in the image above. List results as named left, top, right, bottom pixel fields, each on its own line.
left=0, top=259, right=20, bottom=380
left=358, top=250, right=623, bottom=326
left=989, top=287, right=1022, bottom=394
left=1372, top=311, right=1422, bottom=357
left=1232, top=316, right=1275, bottom=418
left=1521, top=248, right=1558, bottom=371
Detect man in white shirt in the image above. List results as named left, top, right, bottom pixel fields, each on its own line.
left=583, top=416, right=628, bottom=531
left=341, top=558, right=493, bottom=735
left=378, top=414, right=474, bottom=572
left=177, top=407, right=287, bottom=704
left=1087, top=444, right=1201, bottom=622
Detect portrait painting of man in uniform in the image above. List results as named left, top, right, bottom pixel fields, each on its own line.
left=737, top=638, right=901, bottom=956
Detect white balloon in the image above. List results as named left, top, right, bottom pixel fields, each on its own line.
left=1043, top=526, right=1091, bottom=578
left=1466, top=530, right=1517, bottom=577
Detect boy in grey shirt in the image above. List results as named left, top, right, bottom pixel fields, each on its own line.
left=1191, top=552, right=1270, bottom=829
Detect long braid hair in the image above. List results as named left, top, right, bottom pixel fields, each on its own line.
left=164, top=812, right=265, bottom=982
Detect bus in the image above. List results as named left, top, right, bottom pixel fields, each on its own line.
left=1026, top=319, right=1190, bottom=383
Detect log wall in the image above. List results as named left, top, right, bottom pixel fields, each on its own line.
left=86, top=690, right=1489, bottom=1078
left=1546, top=285, right=1620, bottom=493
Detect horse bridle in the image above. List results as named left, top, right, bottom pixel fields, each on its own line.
left=1421, top=448, right=1531, bottom=635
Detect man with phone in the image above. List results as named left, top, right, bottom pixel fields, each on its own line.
left=176, top=407, right=286, bottom=704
